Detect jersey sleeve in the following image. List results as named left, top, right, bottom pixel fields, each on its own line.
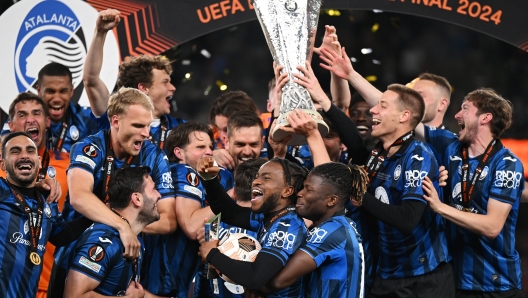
left=489, top=151, right=525, bottom=205
left=424, top=126, right=457, bottom=162
left=90, top=110, right=111, bottom=131
left=259, top=215, right=306, bottom=265
left=300, top=221, right=344, bottom=267
left=70, top=234, right=121, bottom=283
left=1, top=118, right=10, bottom=136
left=218, top=169, right=234, bottom=191
left=68, top=139, right=104, bottom=175
left=49, top=202, right=66, bottom=236
left=174, top=167, right=205, bottom=204
left=150, top=150, right=175, bottom=200
left=402, top=145, right=439, bottom=203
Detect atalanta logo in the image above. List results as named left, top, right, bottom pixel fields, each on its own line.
left=0, top=0, right=119, bottom=113
left=14, top=1, right=86, bottom=95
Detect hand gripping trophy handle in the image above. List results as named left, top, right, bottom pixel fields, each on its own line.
left=254, top=0, right=329, bottom=146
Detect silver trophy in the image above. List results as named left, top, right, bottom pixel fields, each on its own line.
left=254, top=0, right=328, bottom=146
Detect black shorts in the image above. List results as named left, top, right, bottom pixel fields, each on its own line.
left=456, top=288, right=525, bottom=298
left=369, top=261, right=455, bottom=298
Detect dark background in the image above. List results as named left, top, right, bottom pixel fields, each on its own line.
left=2, top=0, right=528, bottom=293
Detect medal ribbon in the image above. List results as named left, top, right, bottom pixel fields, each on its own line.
left=365, top=131, right=414, bottom=184
left=460, top=139, right=502, bottom=211
left=7, top=180, right=44, bottom=266
left=103, top=131, right=140, bottom=203
left=150, top=116, right=168, bottom=150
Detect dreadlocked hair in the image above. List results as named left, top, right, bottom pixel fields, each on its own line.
left=310, top=162, right=369, bottom=205
left=268, top=157, right=308, bottom=202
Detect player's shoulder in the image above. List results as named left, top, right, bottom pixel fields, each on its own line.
left=165, top=114, right=187, bottom=127
left=271, top=211, right=306, bottom=231
left=79, top=223, right=122, bottom=250
left=72, top=130, right=106, bottom=151
left=405, top=140, right=436, bottom=161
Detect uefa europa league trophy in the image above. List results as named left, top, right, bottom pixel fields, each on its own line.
left=254, top=0, right=328, bottom=146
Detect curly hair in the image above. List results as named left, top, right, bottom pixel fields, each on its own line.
left=464, top=88, right=513, bottom=138
left=267, top=157, right=308, bottom=203
left=310, top=162, right=369, bottom=206
left=117, top=55, right=173, bottom=88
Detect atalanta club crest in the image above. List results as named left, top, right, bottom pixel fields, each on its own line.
left=0, top=0, right=119, bottom=113
left=14, top=1, right=86, bottom=94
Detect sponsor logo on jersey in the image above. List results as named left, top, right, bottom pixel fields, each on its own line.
left=75, top=155, right=96, bottom=169
left=78, top=256, right=101, bottom=273
left=405, top=170, right=428, bottom=188
left=494, top=170, right=523, bottom=189
left=307, top=227, right=327, bottom=244
left=266, top=230, right=296, bottom=250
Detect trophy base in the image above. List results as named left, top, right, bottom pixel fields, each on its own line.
left=271, top=109, right=329, bottom=146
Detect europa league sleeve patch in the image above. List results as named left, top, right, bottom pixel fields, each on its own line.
left=186, top=172, right=200, bottom=187
left=83, top=145, right=98, bottom=158
left=88, top=245, right=105, bottom=262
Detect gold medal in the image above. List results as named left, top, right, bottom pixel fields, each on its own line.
left=462, top=207, right=471, bottom=213
left=29, top=252, right=41, bottom=265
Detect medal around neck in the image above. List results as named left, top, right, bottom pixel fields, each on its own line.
left=254, top=0, right=328, bottom=146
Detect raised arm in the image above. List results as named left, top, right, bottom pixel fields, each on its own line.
left=83, top=9, right=121, bottom=116
left=314, top=25, right=351, bottom=113
left=68, top=168, right=140, bottom=258
left=320, top=47, right=382, bottom=107
left=293, top=61, right=368, bottom=164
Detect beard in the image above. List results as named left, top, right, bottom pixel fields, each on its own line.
left=137, top=195, right=160, bottom=225
left=6, top=160, right=37, bottom=188
left=254, top=191, right=280, bottom=214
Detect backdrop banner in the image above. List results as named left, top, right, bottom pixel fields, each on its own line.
left=86, top=0, right=528, bottom=59
left=0, top=0, right=527, bottom=110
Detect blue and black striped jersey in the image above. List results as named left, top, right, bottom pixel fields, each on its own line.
left=368, top=139, right=450, bottom=279
left=250, top=211, right=307, bottom=298
left=62, top=129, right=175, bottom=222
left=141, top=163, right=233, bottom=297
left=425, top=127, right=524, bottom=292
left=67, top=223, right=144, bottom=296
left=301, top=214, right=365, bottom=298
left=0, top=179, right=64, bottom=298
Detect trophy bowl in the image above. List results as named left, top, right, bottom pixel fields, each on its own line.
left=254, top=0, right=328, bottom=146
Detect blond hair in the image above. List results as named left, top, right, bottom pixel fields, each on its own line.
left=107, top=87, right=154, bottom=121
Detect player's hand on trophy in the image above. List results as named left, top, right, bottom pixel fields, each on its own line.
left=319, top=47, right=354, bottom=81
left=268, top=121, right=291, bottom=158
left=96, top=9, right=121, bottom=32
left=313, top=25, right=341, bottom=56
left=198, top=239, right=219, bottom=262
left=273, top=62, right=289, bottom=118
left=285, top=109, right=319, bottom=138
left=294, top=61, right=331, bottom=111
left=212, top=149, right=235, bottom=170
left=197, top=156, right=221, bottom=180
